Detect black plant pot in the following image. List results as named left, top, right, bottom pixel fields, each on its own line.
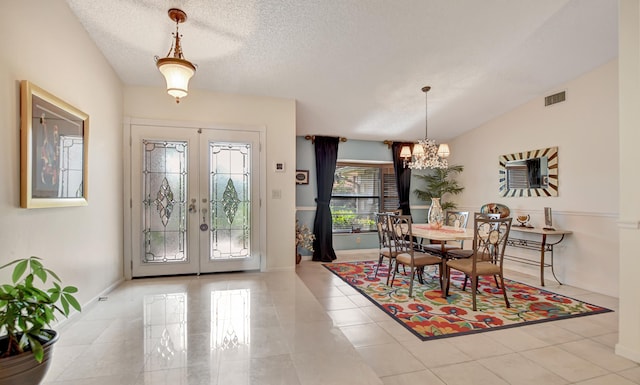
left=0, top=330, right=58, bottom=385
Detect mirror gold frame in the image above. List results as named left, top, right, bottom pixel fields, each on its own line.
left=498, top=146, right=558, bottom=197
left=20, top=80, right=89, bottom=208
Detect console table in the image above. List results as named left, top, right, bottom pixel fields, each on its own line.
left=506, top=226, right=572, bottom=286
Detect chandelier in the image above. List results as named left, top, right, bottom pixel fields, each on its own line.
left=402, top=86, right=450, bottom=169
left=155, top=8, right=196, bottom=103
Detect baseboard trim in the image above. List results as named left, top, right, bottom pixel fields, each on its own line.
left=52, top=277, right=124, bottom=329
left=615, top=343, right=640, bottom=364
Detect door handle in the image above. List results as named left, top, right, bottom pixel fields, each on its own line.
left=200, top=208, right=209, bottom=231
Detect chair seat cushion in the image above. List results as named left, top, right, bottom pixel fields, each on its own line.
left=397, top=252, right=442, bottom=266
left=380, top=250, right=398, bottom=258
left=446, top=259, right=501, bottom=275
left=423, top=244, right=462, bottom=253
left=446, top=249, right=474, bottom=259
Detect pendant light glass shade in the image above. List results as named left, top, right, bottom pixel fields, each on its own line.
left=157, top=57, right=196, bottom=100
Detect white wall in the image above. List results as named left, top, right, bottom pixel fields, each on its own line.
left=0, top=2, right=124, bottom=308
left=449, top=59, right=619, bottom=297
left=616, top=0, right=640, bottom=364
left=0, top=2, right=296, bottom=316
left=124, top=87, right=297, bottom=271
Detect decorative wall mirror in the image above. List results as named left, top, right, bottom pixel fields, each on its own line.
left=499, top=146, right=558, bottom=197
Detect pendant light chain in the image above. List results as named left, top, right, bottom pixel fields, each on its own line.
left=424, top=85, right=430, bottom=140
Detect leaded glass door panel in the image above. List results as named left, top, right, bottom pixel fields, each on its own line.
left=131, top=125, right=260, bottom=277
left=199, top=129, right=260, bottom=273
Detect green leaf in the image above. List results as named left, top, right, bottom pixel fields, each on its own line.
left=63, top=293, right=82, bottom=312
left=1, top=284, right=15, bottom=292
left=25, top=274, right=34, bottom=287
left=43, top=306, right=54, bottom=322
left=27, top=335, right=45, bottom=363
left=0, top=258, right=22, bottom=270
left=49, top=290, right=60, bottom=303
left=60, top=296, right=70, bottom=315
left=33, top=266, right=47, bottom=283
left=45, top=268, right=61, bottom=282
left=62, top=286, right=78, bottom=294
left=12, top=260, right=28, bottom=284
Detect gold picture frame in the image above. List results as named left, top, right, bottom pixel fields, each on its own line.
left=20, top=81, right=89, bottom=208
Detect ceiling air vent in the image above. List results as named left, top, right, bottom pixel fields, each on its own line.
left=545, top=91, right=566, bottom=106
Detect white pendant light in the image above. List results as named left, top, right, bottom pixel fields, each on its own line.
left=155, top=9, right=196, bottom=103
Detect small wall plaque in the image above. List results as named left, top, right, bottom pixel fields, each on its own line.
left=295, top=170, right=309, bottom=185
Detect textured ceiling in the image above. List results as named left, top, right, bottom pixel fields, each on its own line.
left=65, top=0, right=618, bottom=143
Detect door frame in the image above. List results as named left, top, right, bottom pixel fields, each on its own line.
left=123, top=117, right=267, bottom=280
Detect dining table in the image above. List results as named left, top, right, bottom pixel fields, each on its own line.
left=412, top=224, right=474, bottom=297
left=412, top=224, right=474, bottom=243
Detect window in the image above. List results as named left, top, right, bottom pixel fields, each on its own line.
left=330, top=162, right=398, bottom=233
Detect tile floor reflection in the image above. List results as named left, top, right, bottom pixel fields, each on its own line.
left=42, top=250, right=637, bottom=385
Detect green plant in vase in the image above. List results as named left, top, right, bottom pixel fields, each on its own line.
left=0, top=256, right=81, bottom=384
left=413, top=165, right=465, bottom=217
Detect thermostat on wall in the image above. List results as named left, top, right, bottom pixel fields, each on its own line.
left=274, top=162, right=285, bottom=172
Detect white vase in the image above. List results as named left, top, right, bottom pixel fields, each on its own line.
left=428, top=197, right=444, bottom=227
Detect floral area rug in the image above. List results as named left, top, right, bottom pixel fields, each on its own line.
left=323, top=260, right=612, bottom=341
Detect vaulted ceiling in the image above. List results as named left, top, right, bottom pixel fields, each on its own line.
left=65, top=0, right=618, bottom=143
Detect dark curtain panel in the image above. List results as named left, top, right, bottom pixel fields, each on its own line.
left=312, top=136, right=340, bottom=262
left=391, top=142, right=412, bottom=215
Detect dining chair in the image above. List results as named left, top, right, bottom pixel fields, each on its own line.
left=446, top=212, right=500, bottom=259
left=374, top=212, right=397, bottom=284
left=389, top=215, right=443, bottom=297
left=444, top=215, right=512, bottom=311
left=422, top=210, right=469, bottom=257
left=447, top=212, right=502, bottom=290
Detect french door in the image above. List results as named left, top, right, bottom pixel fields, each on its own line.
left=130, top=124, right=261, bottom=277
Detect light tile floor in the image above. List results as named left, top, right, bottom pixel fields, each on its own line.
left=42, top=250, right=637, bottom=385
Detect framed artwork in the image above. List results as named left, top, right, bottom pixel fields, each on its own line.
left=20, top=80, right=89, bottom=208
left=295, top=170, right=309, bottom=185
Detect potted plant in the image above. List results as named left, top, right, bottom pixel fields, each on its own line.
left=413, top=164, right=465, bottom=214
left=295, top=219, right=315, bottom=264
left=0, top=256, right=81, bottom=385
